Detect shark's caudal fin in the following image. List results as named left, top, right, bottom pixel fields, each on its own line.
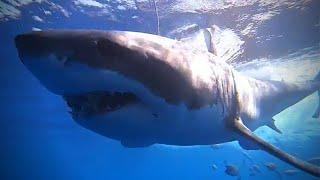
left=228, top=71, right=320, bottom=177
left=237, top=52, right=320, bottom=120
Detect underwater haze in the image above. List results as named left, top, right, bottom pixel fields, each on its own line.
left=0, top=0, right=320, bottom=180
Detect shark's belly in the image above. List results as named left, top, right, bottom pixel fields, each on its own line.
left=73, top=102, right=235, bottom=146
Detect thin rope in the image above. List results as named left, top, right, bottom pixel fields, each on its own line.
left=151, top=0, right=160, bottom=35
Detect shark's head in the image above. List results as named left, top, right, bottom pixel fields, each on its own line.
left=15, top=30, right=217, bottom=117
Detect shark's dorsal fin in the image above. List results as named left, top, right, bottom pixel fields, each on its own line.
left=179, top=28, right=216, bottom=55
left=202, top=28, right=217, bottom=55
left=179, top=25, right=243, bottom=63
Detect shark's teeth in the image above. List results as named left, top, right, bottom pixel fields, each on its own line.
left=63, top=91, right=139, bottom=117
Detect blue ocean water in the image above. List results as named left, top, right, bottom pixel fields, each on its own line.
left=0, top=1, right=320, bottom=180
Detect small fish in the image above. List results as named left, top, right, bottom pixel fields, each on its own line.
left=32, top=27, right=42, bottom=31
left=265, top=162, right=277, bottom=171
left=251, top=164, right=261, bottom=173
left=265, top=162, right=283, bottom=179
left=284, top=169, right=299, bottom=176
left=308, top=157, right=320, bottom=166
left=225, top=164, right=239, bottom=176
left=212, top=164, right=218, bottom=171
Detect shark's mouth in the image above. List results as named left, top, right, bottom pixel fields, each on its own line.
left=63, top=91, right=139, bottom=117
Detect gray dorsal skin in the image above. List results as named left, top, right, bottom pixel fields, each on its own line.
left=14, top=30, right=320, bottom=177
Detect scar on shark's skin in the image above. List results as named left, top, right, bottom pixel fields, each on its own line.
left=15, top=29, right=320, bottom=177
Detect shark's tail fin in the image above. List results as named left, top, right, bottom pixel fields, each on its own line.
left=312, top=71, right=320, bottom=118
left=230, top=70, right=320, bottom=178
left=237, top=52, right=320, bottom=119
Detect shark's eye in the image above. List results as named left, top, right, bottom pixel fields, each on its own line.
left=56, top=55, right=68, bottom=62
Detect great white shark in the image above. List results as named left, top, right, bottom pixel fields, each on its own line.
left=15, top=29, right=320, bottom=177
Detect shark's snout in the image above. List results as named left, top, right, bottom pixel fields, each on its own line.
left=14, top=30, right=116, bottom=95
left=15, top=33, right=48, bottom=62
left=14, top=30, right=170, bottom=105
left=15, top=30, right=91, bottom=60
left=14, top=30, right=137, bottom=69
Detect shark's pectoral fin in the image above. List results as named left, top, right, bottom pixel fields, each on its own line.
left=232, top=117, right=320, bottom=177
